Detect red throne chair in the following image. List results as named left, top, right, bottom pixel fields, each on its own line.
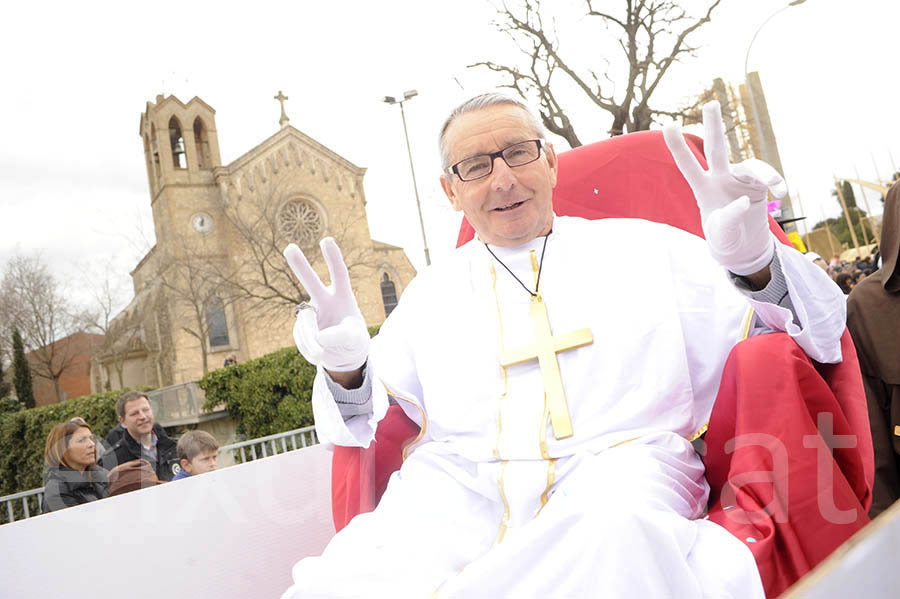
left=330, top=131, right=874, bottom=597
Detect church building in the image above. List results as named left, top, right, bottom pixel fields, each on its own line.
left=92, top=94, right=415, bottom=392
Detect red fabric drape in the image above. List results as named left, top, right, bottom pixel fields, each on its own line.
left=332, top=405, right=419, bottom=532
left=703, top=332, right=872, bottom=598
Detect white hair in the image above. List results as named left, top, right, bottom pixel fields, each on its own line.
left=438, top=93, right=546, bottom=171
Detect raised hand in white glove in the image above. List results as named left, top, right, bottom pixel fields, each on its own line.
left=663, top=101, right=787, bottom=276
left=283, top=237, right=369, bottom=372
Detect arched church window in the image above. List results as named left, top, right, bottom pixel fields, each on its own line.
left=150, top=124, right=160, bottom=173
left=193, top=117, right=211, bottom=169
left=169, top=116, right=186, bottom=169
left=205, top=295, right=230, bottom=348
left=380, top=272, right=398, bottom=317
left=143, top=134, right=156, bottom=184
left=278, top=199, right=324, bottom=248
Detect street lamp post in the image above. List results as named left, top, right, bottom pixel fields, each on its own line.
left=384, top=90, right=431, bottom=267
left=743, top=0, right=809, bottom=160
left=744, top=0, right=808, bottom=95
left=743, top=0, right=808, bottom=231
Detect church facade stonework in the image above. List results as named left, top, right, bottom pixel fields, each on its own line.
left=93, top=94, right=415, bottom=391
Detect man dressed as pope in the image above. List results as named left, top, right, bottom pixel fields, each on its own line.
left=280, top=94, right=846, bottom=598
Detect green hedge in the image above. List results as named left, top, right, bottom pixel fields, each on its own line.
left=0, top=387, right=150, bottom=523
left=200, top=326, right=381, bottom=440
left=0, top=397, right=22, bottom=417
left=200, top=347, right=316, bottom=440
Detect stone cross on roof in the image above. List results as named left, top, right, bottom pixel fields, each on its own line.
left=275, top=90, right=290, bottom=128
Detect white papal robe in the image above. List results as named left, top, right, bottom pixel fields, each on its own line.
left=283, top=216, right=846, bottom=599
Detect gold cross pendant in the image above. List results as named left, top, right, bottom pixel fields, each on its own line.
left=498, top=296, right=593, bottom=440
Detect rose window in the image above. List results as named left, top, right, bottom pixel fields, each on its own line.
left=279, top=200, right=323, bottom=247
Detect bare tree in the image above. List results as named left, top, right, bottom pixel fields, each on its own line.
left=0, top=253, right=86, bottom=402
left=82, top=271, right=144, bottom=390
left=151, top=236, right=239, bottom=377
left=470, top=0, right=723, bottom=143
left=209, top=177, right=381, bottom=327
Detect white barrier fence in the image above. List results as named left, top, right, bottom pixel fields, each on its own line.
left=1, top=425, right=320, bottom=524
left=0, top=443, right=336, bottom=599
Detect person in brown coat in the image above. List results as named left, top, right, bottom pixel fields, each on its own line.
left=848, top=181, right=900, bottom=518
left=107, top=459, right=165, bottom=496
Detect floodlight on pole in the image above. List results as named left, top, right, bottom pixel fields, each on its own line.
left=743, top=0, right=809, bottom=232
left=743, top=0, right=811, bottom=140
left=744, top=1, right=808, bottom=82
left=383, top=90, right=431, bottom=266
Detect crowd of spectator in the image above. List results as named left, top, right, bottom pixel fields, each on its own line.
left=40, top=391, right=220, bottom=514
left=806, top=249, right=881, bottom=295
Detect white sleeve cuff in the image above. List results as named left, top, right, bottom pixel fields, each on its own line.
left=732, top=242, right=846, bottom=364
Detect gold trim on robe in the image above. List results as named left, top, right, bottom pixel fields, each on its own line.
left=533, top=458, right=557, bottom=519
left=740, top=306, right=756, bottom=341
left=686, top=424, right=708, bottom=442
left=686, top=306, right=756, bottom=442
left=495, top=461, right=510, bottom=545
left=539, top=391, right=551, bottom=460
left=490, top=263, right=508, bottom=461
left=382, top=383, right=428, bottom=462
left=533, top=251, right=554, bottom=461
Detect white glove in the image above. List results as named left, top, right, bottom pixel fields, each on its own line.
left=663, top=101, right=787, bottom=276
left=283, top=237, right=369, bottom=372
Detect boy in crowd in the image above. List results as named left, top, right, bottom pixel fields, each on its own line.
left=172, top=430, right=220, bottom=481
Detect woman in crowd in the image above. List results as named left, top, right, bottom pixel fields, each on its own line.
left=41, top=417, right=109, bottom=513
left=835, top=272, right=854, bottom=295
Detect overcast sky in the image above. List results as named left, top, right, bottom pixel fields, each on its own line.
left=2, top=0, right=897, bottom=315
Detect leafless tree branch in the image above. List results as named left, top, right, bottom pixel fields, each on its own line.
left=0, top=253, right=86, bottom=402
left=472, top=0, right=724, bottom=141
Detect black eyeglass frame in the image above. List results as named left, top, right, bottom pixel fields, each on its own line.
left=447, top=139, right=544, bottom=182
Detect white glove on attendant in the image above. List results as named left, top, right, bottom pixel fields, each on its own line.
left=663, top=101, right=787, bottom=276
left=283, top=237, right=369, bottom=372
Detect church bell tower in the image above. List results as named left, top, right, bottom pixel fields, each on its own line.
left=138, top=95, right=223, bottom=255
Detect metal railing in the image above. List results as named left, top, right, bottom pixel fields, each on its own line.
left=219, top=425, right=319, bottom=466
left=147, top=381, right=227, bottom=427
left=2, top=488, right=44, bottom=524
left=0, top=425, right=319, bottom=525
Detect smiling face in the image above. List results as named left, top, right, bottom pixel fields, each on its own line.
left=440, top=104, right=558, bottom=247
left=65, top=427, right=97, bottom=470
left=119, top=396, right=155, bottom=441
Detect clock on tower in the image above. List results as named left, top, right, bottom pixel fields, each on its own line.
left=191, top=212, right=214, bottom=233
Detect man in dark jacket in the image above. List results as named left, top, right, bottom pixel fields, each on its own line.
left=104, top=422, right=126, bottom=447
left=100, top=391, right=180, bottom=482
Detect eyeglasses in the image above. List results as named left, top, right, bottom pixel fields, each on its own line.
left=447, top=139, right=543, bottom=182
